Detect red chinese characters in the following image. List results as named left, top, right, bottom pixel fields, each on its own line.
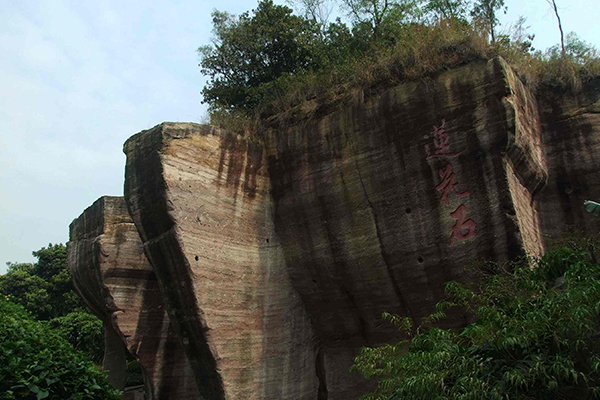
left=449, top=205, right=476, bottom=245
left=424, top=120, right=476, bottom=245
left=423, top=119, right=460, bottom=159
left=435, top=163, right=470, bottom=205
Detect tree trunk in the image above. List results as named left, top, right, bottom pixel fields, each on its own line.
left=549, top=0, right=565, bottom=58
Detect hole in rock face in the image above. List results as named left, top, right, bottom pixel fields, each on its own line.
left=266, top=238, right=269, bottom=243
left=312, top=279, right=317, bottom=284
left=194, top=255, right=199, bottom=261
left=405, top=208, right=412, bottom=214
left=417, top=256, right=424, bottom=263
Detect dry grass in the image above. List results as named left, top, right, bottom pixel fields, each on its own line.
left=208, top=21, right=600, bottom=135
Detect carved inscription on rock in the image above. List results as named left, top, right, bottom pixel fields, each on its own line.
left=424, top=119, right=476, bottom=245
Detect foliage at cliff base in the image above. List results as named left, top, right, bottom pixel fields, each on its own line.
left=0, top=299, right=120, bottom=400
left=353, top=243, right=600, bottom=399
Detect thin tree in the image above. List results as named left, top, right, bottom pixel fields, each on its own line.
left=287, top=0, right=333, bottom=29
left=546, top=0, right=565, bottom=58
left=342, top=0, right=391, bottom=39
left=471, top=0, right=506, bottom=43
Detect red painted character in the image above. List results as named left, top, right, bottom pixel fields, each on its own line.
left=423, top=119, right=460, bottom=159
left=449, top=204, right=476, bottom=244
left=435, top=163, right=470, bottom=205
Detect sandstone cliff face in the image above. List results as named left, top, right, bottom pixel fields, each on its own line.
left=68, top=57, right=600, bottom=400
left=264, top=57, right=546, bottom=398
left=537, top=78, right=600, bottom=243
left=123, top=124, right=318, bottom=400
left=68, top=196, right=199, bottom=399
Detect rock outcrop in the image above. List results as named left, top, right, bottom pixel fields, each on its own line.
left=123, top=125, right=318, bottom=400
left=68, top=196, right=199, bottom=399
left=68, top=57, right=600, bottom=400
left=263, top=57, right=546, bottom=398
left=537, top=78, right=600, bottom=243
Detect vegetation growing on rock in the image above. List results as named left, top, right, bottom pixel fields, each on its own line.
left=198, top=0, right=600, bottom=131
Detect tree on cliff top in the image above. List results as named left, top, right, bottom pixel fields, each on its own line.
left=198, top=0, right=426, bottom=114
left=424, top=0, right=471, bottom=22
left=198, top=0, right=496, bottom=115
left=340, top=0, right=422, bottom=42
left=198, top=0, right=323, bottom=112
left=470, top=0, right=506, bottom=43
left=352, top=243, right=600, bottom=399
left=198, top=0, right=600, bottom=128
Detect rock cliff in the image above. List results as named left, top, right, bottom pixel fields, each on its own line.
left=68, top=57, right=600, bottom=400
left=68, top=196, right=199, bottom=399
left=263, top=57, right=546, bottom=398
left=536, top=79, right=600, bottom=243
left=123, top=125, right=318, bottom=400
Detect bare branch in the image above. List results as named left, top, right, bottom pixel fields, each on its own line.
left=546, top=0, right=565, bottom=58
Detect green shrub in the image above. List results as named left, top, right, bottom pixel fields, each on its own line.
left=352, top=245, right=600, bottom=399
left=0, top=298, right=120, bottom=400
left=46, top=312, right=104, bottom=365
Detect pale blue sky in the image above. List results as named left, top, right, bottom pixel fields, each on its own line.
left=1, top=0, right=598, bottom=273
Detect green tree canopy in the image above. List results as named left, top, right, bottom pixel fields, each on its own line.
left=0, top=299, right=120, bottom=400
left=1, top=244, right=84, bottom=320
left=0, top=268, right=51, bottom=319
left=341, top=0, right=423, bottom=42
left=32, top=243, right=67, bottom=280
left=471, top=0, right=506, bottom=42
left=424, top=0, right=471, bottom=22
left=198, top=0, right=323, bottom=112
left=47, top=312, right=104, bottom=365
left=1, top=244, right=103, bottom=363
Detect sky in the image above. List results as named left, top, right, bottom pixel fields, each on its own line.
left=1, top=0, right=599, bottom=273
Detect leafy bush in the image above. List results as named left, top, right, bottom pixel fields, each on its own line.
left=1, top=244, right=105, bottom=366
left=352, top=245, right=600, bottom=399
left=0, top=298, right=120, bottom=400
left=46, top=312, right=104, bottom=365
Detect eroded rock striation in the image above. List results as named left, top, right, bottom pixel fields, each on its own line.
left=263, top=57, right=547, bottom=398
left=123, top=125, right=318, bottom=400
left=537, top=78, right=600, bottom=243
left=68, top=57, right=600, bottom=400
left=68, top=196, right=199, bottom=399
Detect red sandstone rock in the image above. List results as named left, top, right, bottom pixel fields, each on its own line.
left=68, top=196, right=199, bottom=399
left=265, top=57, right=547, bottom=398
left=68, top=57, right=600, bottom=400
left=123, top=124, right=318, bottom=400
left=537, top=78, right=600, bottom=243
